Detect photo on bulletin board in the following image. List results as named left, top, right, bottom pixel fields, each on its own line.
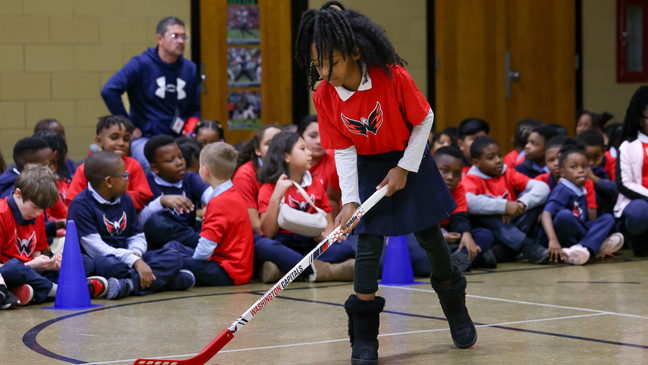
left=227, top=2, right=260, bottom=45
left=228, top=47, right=261, bottom=87
left=228, top=90, right=261, bottom=130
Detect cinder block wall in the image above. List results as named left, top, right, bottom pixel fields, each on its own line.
left=0, top=0, right=191, bottom=163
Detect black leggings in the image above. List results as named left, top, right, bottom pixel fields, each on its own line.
left=354, top=224, right=455, bottom=294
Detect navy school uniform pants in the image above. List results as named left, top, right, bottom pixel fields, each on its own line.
left=547, top=210, right=614, bottom=254
left=91, top=245, right=183, bottom=295
left=620, top=199, right=648, bottom=255
left=143, top=211, right=201, bottom=250
left=374, top=229, right=494, bottom=277
left=470, top=206, right=541, bottom=252
left=254, top=232, right=356, bottom=276
left=163, top=241, right=234, bottom=286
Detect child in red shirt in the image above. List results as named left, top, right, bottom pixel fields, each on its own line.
left=66, top=115, right=153, bottom=212
left=577, top=130, right=618, bottom=216
left=256, top=132, right=355, bottom=283
left=165, top=142, right=254, bottom=285
left=463, top=137, right=550, bottom=264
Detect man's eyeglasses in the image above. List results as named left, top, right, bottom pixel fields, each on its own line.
left=167, top=33, right=189, bottom=42
left=106, top=171, right=130, bottom=181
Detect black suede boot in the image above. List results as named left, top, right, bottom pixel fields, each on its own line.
left=431, top=269, right=477, bottom=348
left=344, top=294, right=385, bottom=365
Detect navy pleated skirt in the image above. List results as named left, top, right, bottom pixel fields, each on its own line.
left=354, top=145, right=456, bottom=237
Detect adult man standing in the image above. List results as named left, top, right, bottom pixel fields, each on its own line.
left=101, top=17, right=201, bottom=174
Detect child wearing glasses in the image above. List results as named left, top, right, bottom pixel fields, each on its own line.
left=65, top=115, right=153, bottom=212
left=67, top=151, right=194, bottom=300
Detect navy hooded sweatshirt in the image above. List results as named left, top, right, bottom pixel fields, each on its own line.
left=101, top=47, right=201, bottom=137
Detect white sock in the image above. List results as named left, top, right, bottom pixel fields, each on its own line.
left=48, top=283, right=58, bottom=297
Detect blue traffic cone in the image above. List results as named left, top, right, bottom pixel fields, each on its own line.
left=44, top=220, right=102, bottom=310
left=380, top=235, right=422, bottom=286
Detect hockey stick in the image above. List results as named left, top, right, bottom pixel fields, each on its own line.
left=134, top=186, right=389, bottom=365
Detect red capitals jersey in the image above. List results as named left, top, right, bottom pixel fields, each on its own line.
left=462, top=168, right=530, bottom=202
left=439, top=181, right=469, bottom=228
left=313, top=65, right=430, bottom=155
left=200, top=187, right=254, bottom=285
left=0, top=198, right=47, bottom=263
left=258, top=178, right=332, bottom=235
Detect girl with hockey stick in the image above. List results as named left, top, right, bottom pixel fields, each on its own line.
left=295, top=2, right=476, bottom=363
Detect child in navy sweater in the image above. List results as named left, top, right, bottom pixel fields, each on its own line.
left=140, top=135, right=211, bottom=249
left=577, top=130, right=618, bottom=216
left=539, top=144, right=623, bottom=264
left=67, top=151, right=193, bottom=300
left=515, top=125, right=559, bottom=178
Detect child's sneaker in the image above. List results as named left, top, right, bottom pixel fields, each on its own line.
left=106, top=278, right=134, bottom=300
left=596, top=233, right=624, bottom=258
left=87, top=276, right=108, bottom=298
left=10, top=284, right=34, bottom=306
left=260, top=261, right=283, bottom=283
left=167, top=270, right=196, bottom=291
left=475, top=248, right=497, bottom=268
left=451, top=251, right=472, bottom=273
left=521, top=239, right=549, bottom=264
left=562, top=244, right=590, bottom=265
left=0, top=285, right=20, bottom=309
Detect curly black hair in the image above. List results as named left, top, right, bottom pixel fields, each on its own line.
left=295, top=1, right=406, bottom=90
left=622, top=86, right=648, bottom=141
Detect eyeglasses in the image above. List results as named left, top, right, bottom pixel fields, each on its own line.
left=106, top=171, right=130, bottom=181
left=167, top=33, right=189, bottom=42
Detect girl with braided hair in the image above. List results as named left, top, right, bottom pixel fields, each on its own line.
left=295, top=2, right=476, bottom=364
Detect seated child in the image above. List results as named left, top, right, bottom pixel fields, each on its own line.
left=0, top=165, right=89, bottom=305
left=539, top=144, right=623, bottom=264
left=67, top=151, right=193, bottom=300
left=191, top=119, right=225, bottom=145
left=175, top=136, right=203, bottom=174
left=0, top=137, right=53, bottom=198
left=515, top=125, right=559, bottom=178
left=463, top=137, right=550, bottom=264
left=66, top=115, right=153, bottom=212
left=504, top=118, right=543, bottom=169
left=256, top=133, right=355, bottom=283
left=430, top=128, right=457, bottom=153
left=164, top=142, right=254, bottom=286
left=232, top=125, right=282, bottom=234
left=613, top=86, right=648, bottom=256
left=535, top=136, right=598, bottom=221
left=456, top=118, right=490, bottom=175
left=577, top=130, right=618, bottom=215
left=140, top=135, right=211, bottom=249
left=33, top=118, right=77, bottom=176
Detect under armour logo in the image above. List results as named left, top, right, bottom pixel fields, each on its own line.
left=155, top=77, right=187, bottom=100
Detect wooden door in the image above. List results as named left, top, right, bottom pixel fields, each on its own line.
left=199, top=0, right=293, bottom=146
left=435, top=0, right=576, bottom=152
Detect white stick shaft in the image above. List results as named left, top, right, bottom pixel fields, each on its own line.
left=227, top=185, right=388, bottom=334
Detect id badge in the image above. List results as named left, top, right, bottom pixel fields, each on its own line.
left=171, top=115, right=185, bottom=134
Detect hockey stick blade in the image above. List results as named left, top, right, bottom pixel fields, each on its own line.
left=134, top=186, right=388, bottom=365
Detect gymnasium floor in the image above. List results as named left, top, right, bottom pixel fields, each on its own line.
left=4, top=249, right=648, bottom=365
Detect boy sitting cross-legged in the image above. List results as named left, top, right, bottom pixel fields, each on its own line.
left=538, top=142, right=623, bottom=264
left=67, top=151, right=194, bottom=300
left=139, top=135, right=212, bottom=250
left=463, top=137, right=551, bottom=264
left=164, top=142, right=254, bottom=286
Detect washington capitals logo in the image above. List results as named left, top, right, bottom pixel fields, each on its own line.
left=103, top=212, right=127, bottom=236
left=288, top=194, right=315, bottom=212
left=16, top=231, right=36, bottom=257
left=341, top=102, right=384, bottom=137
left=573, top=201, right=584, bottom=219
